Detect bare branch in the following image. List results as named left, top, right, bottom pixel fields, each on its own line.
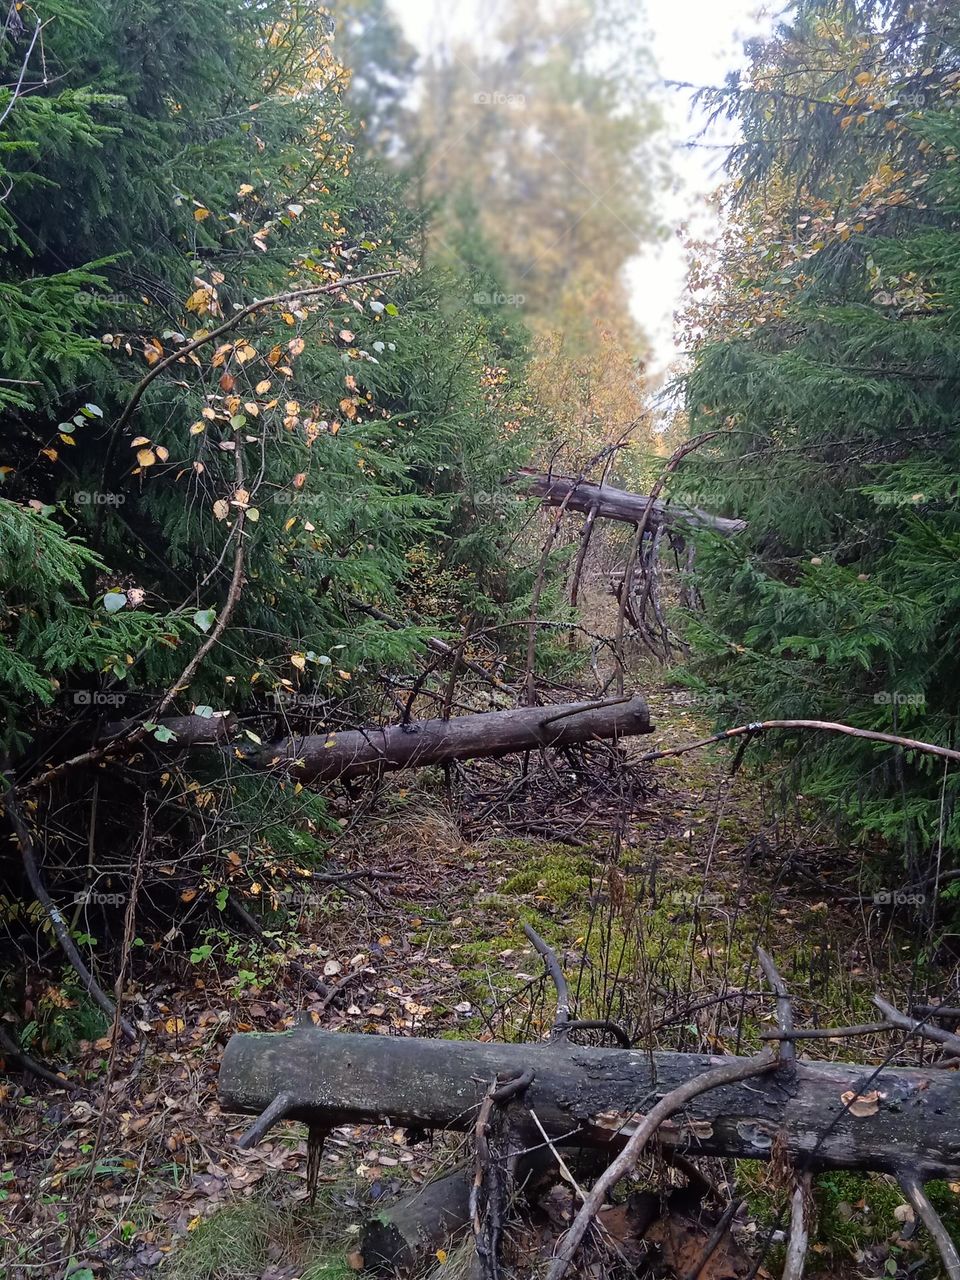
left=637, top=719, right=960, bottom=767
left=898, top=1172, right=960, bottom=1280
left=758, top=946, right=795, bottom=1065
left=523, top=922, right=571, bottom=1036
left=543, top=1053, right=777, bottom=1280
left=873, top=996, right=960, bottom=1056
left=1, top=781, right=135, bottom=1040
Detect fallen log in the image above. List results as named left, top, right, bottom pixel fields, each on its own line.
left=219, top=1027, right=960, bottom=1179
left=512, top=470, right=746, bottom=536
left=241, top=695, right=652, bottom=783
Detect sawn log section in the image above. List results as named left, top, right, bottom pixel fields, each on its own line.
left=219, top=1028, right=960, bottom=1179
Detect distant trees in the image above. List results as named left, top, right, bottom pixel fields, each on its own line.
left=678, top=0, right=960, bottom=882
left=411, top=0, right=668, bottom=463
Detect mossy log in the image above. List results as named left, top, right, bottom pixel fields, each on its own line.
left=219, top=1027, right=960, bottom=1180
left=512, top=470, right=747, bottom=536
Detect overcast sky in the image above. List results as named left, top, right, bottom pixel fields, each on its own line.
left=387, top=0, right=773, bottom=374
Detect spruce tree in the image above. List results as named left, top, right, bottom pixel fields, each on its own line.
left=0, top=0, right=543, bottom=976
left=678, top=0, right=960, bottom=894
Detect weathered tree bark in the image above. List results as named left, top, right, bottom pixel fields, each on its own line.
left=219, top=1028, right=960, bottom=1179
left=511, top=471, right=746, bottom=536
left=242, top=696, right=652, bottom=783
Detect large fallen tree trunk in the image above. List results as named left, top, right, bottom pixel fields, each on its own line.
left=219, top=1027, right=960, bottom=1179
left=242, top=695, right=652, bottom=782
left=512, top=470, right=746, bottom=536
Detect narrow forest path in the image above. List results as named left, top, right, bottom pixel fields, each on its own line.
left=8, top=659, right=953, bottom=1280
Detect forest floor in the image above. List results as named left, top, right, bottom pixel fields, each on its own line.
left=3, top=661, right=959, bottom=1280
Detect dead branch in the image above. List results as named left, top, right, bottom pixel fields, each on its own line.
left=523, top=923, right=571, bottom=1036
left=760, top=1023, right=892, bottom=1042
left=511, top=470, right=746, bottom=535
left=782, top=1173, right=812, bottom=1280
left=897, top=1172, right=960, bottom=1280
left=680, top=1197, right=743, bottom=1280
left=542, top=1053, right=777, bottom=1280
left=0, top=1025, right=78, bottom=1092
left=757, top=946, right=796, bottom=1065
left=2, top=782, right=136, bottom=1041
left=873, top=996, right=960, bottom=1056
left=227, top=895, right=330, bottom=998
left=637, top=719, right=960, bottom=768
left=614, top=434, right=722, bottom=690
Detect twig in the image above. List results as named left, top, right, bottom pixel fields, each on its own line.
left=563, top=1019, right=632, bottom=1048
left=757, top=947, right=795, bottom=1065
left=72, top=803, right=150, bottom=1248
left=523, top=922, right=570, bottom=1035
left=543, top=1052, right=777, bottom=1280
left=471, top=1069, right=534, bottom=1280
left=314, top=966, right=364, bottom=1015
left=227, top=895, right=330, bottom=997
left=1, top=781, right=135, bottom=1040
left=873, top=996, right=960, bottom=1056
left=637, top=719, right=960, bottom=767
left=279, top=868, right=400, bottom=887
left=529, top=1108, right=587, bottom=1201
left=0, top=15, right=42, bottom=129
left=897, top=1172, right=960, bottom=1280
